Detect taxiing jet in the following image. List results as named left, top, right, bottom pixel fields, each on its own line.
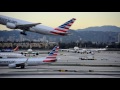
left=0, top=46, right=23, bottom=58
left=0, top=46, right=59, bottom=69
left=21, top=48, right=39, bottom=56
left=0, top=46, right=19, bottom=52
left=0, top=15, right=76, bottom=36
left=0, top=52, right=25, bottom=58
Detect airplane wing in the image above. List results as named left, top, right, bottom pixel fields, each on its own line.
left=14, top=58, right=29, bottom=65
left=16, top=23, right=41, bottom=30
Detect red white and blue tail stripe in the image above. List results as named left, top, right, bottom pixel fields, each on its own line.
left=43, top=46, right=59, bottom=63
left=54, top=18, right=76, bottom=33
left=50, top=18, right=76, bottom=36
left=46, top=46, right=59, bottom=59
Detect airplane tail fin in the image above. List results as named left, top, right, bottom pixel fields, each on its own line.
left=46, top=46, right=59, bottom=59
left=43, top=46, right=59, bottom=63
left=13, top=46, right=19, bottom=51
left=54, top=18, right=76, bottom=33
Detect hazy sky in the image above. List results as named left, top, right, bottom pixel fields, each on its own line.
left=0, top=12, right=120, bottom=30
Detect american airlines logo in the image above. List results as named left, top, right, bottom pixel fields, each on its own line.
left=0, top=17, right=17, bottom=24
left=0, top=61, right=15, bottom=64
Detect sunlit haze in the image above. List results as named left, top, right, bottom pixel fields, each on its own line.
left=0, top=12, right=120, bottom=30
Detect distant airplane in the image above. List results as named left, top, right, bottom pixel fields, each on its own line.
left=0, top=52, right=25, bottom=58
left=0, top=46, right=25, bottom=58
left=0, top=46, right=59, bottom=69
left=0, top=15, right=76, bottom=36
left=60, top=46, right=106, bottom=54
left=60, top=46, right=80, bottom=53
left=0, top=46, right=19, bottom=52
left=21, top=48, right=39, bottom=56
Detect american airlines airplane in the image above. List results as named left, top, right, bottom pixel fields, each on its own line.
left=0, top=46, right=19, bottom=52
left=0, top=52, right=25, bottom=58
left=0, top=46, right=24, bottom=58
left=0, top=46, right=59, bottom=69
left=0, top=15, right=76, bottom=36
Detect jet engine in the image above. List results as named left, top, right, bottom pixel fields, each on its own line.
left=8, top=63, right=25, bottom=69
left=6, top=23, right=16, bottom=29
left=8, top=63, right=16, bottom=68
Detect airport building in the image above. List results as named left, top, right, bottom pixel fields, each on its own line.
left=0, top=42, right=57, bottom=49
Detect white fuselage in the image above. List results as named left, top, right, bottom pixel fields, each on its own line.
left=0, top=15, right=57, bottom=35
left=0, top=52, right=25, bottom=58
left=0, top=57, right=55, bottom=66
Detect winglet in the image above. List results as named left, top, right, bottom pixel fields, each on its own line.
left=36, top=23, right=41, bottom=25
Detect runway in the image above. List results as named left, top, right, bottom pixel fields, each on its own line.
left=0, top=50, right=120, bottom=78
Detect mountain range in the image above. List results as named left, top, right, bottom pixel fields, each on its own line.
left=0, top=25, right=120, bottom=43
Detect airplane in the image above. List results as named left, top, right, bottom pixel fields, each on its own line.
left=0, top=15, right=76, bottom=36
left=0, top=46, right=59, bottom=69
left=60, top=46, right=80, bottom=53
left=0, top=46, right=25, bottom=58
left=0, top=46, right=19, bottom=52
left=60, top=46, right=106, bottom=54
left=0, top=52, right=25, bottom=58
left=21, top=48, right=39, bottom=56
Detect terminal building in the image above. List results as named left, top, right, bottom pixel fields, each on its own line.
left=0, top=42, right=57, bottom=49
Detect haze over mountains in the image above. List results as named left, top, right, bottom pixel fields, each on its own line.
left=0, top=25, right=120, bottom=43
left=77, top=25, right=120, bottom=32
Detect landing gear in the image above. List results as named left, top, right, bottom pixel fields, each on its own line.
left=20, top=32, right=27, bottom=35
left=21, top=65, right=25, bottom=69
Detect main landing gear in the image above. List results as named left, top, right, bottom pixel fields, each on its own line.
left=21, top=65, right=25, bottom=69
left=20, top=32, right=27, bottom=35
